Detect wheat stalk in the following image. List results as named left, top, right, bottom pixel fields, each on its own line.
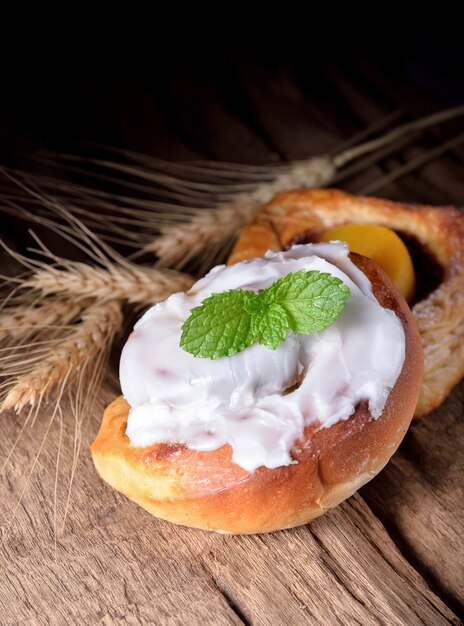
left=21, top=105, right=464, bottom=271
left=0, top=298, right=85, bottom=342
left=0, top=200, right=194, bottom=418
left=0, top=187, right=194, bottom=426
left=149, top=107, right=464, bottom=267
left=22, top=261, right=194, bottom=306
left=148, top=156, right=335, bottom=268
left=1, top=300, right=122, bottom=412
left=0, top=172, right=195, bottom=301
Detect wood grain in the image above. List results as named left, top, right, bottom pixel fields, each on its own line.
left=362, top=384, right=464, bottom=610
left=1, top=53, right=463, bottom=625
left=1, top=384, right=461, bottom=625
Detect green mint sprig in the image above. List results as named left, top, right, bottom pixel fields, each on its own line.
left=180, top=270, right=350, bottom=359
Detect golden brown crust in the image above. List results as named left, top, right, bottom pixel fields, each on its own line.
left=230, top=189, right=464, bottom=417
left=91, top=255, right=423, bottom=534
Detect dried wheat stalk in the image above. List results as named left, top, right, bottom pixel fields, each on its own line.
left=23, top=261, right=194, bottom=306
left=0, top=298, right=84, bottom=342
left=24, top=105, right=464, bottom=272
left=150, top=107, right=464, bottom=267
left=149, top=156, right=335, bottom=268
left=0, top=192, right=194, bottom=424
left=1, top=301, right=122, bottom=412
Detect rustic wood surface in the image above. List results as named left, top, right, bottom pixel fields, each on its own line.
left=0, top=49, right=463, bottom=625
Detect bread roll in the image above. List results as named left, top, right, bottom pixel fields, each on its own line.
left=91, top=253, right=423, bottom=534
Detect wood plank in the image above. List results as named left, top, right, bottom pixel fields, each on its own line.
left=321, top=62, right=391, bottom=126
left=348, top=54, right=464, bottom=172
left=200, top=495, right=458, bottom=625
left=229, top=57, right=349, bottom=160
left=0, top=387, right=244, bottom=626
left=0, top=381, right=459, bottom=625
left=314, top=61, right=419, bottom=201
left=362, top=383, right=464, bottom=611
left=157, top=68, right=275, bottom=163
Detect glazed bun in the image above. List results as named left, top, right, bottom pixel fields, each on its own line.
left=91, top=254, right=423, bottom=534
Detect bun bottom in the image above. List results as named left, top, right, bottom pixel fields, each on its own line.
left=91, top=255, right=423, bottom=534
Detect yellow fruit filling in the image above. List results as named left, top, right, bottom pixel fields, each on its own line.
left=319, top=224, right=416, bottom=302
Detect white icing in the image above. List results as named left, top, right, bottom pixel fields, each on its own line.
left=120, top=243, right=405, bottom=473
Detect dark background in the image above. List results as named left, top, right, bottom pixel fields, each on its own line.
left=1, top=16, right=463, bottom=167
left=0, top=15, right=463, bottom=256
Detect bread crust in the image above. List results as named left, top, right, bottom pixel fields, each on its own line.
left=91, top=254, right=423, bottom=534
left=229, top=189, right=464, bottom=417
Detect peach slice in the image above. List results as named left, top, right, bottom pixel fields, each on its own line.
left=320, top=224, right=416, bottom=302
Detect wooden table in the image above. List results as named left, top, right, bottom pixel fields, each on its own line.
left=1, top=51, right=463, bottom=624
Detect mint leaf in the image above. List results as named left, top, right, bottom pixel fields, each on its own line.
left=256, top=270, right=350, bottom=334
left=180, top=289, right=256, bottom=359
left=180, top=270, right=350, bottom=358
left=251, top=303, right=288, bottom=350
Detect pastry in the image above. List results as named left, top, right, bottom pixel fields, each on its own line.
left=229, top=189, right=464, bottom=417
left=92, top=242, right=423, bottom=533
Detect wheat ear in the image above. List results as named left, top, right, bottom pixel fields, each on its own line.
left=145, top=106, right=464, bottom=268
left=0, top=178, right=195, bottom=304
left=145, top=156, right=334, bottom=268
left=4, top=106, right=463, bottom=272
left=23, top=262, right=194, bottom=306
left=1, top=301, right=122, bottom=412
left=0, top=298, right=84, bottom=342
